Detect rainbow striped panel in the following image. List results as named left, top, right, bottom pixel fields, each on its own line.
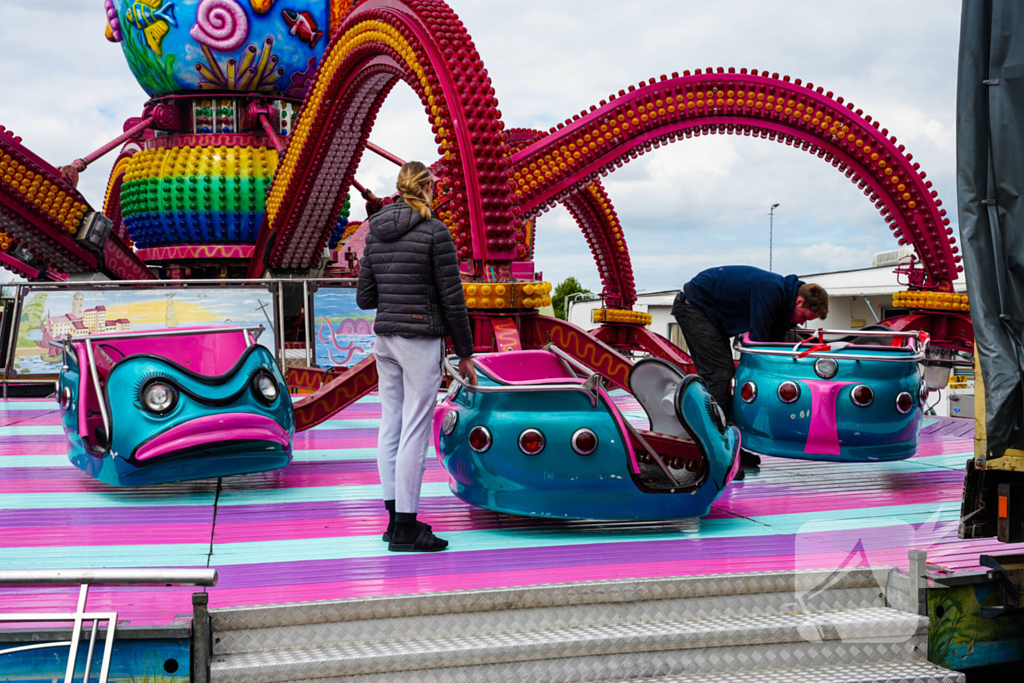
left=121, top=145, right=278, bottom=248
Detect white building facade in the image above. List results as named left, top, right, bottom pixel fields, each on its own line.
left=568, top=258, right=972, bottom=419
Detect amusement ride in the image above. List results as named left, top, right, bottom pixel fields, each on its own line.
left=0, top=0, right=977, bottom=510
left=8, top=3, right=1024, bottom=682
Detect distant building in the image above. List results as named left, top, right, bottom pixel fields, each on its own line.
left=44, top=298, right=129, bottom=338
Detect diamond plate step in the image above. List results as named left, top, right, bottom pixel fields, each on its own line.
left=610, top=661, right=965, bottom=683
left=212, top=569, right=891, bottom=656
left=261, top=644, right=945, bottom=683
left=210, top=606, right=927, bottom=683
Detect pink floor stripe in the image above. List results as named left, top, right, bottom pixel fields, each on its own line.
left=707, top=482, right=965, bottom=519
left=0, top=535, right=1008, bottom=628
left=0, top=468, right=452, bottom=494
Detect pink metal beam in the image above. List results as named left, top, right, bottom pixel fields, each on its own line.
left=365, top=141, right=405, bottom=167
left=60, top=115, right=155, bottom=186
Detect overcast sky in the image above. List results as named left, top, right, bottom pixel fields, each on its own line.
left=0, top=1, right=962, bottom=292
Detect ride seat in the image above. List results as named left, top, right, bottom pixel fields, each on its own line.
left=472, top=350, right=578, bottom=385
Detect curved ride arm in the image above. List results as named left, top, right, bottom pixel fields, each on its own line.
left=510, top=69, right=960, bottom=291
left=251, top=0, right=520, bottom=276
left=443, top=355, right=599, bottom=408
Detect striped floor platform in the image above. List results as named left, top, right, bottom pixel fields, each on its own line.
left=0, top=393, right=996, bottom=630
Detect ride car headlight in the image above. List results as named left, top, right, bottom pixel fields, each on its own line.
left=143, top=381, right=177, bottom=414
left=814, top=358, right=838, bottom=379
left=253, top=373, right=279, bottom=403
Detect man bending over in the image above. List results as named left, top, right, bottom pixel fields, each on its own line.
left=672, top=265, right=829, bottom=466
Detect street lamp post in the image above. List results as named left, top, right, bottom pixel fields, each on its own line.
left=769, top=203, right=780, bottom=271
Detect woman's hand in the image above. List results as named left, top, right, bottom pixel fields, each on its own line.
left=458, top=357, right=478, bottom=386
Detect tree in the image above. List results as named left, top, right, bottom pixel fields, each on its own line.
left=552, top=277, right=593, bottom=320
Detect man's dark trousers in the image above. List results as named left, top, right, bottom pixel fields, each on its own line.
left=671, top=290, right=735, bottom=421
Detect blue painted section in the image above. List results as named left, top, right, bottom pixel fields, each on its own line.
left=124, top=211, right=264, bottom=248
left=433, top=359, right=739, bottom=520
left=0, top=637, right=189, bottom=683
left=733, top=344, right=922, bottom=461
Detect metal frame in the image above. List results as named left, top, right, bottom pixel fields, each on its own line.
left=443, top=354, right=599, bottom=408
left=735, top=328, right=927, bottom=363
left=0, top=569, right=217, bottom=683
left=1, top=277, right=361, bottom=388
left=45, top=326, right=265, bottom=444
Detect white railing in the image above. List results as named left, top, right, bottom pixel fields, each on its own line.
left=0, top=569, right=218, bottom=683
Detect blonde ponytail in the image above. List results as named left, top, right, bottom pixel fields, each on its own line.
left=396, top=161, right=433, bottom=220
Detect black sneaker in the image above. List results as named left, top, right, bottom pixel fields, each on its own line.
left=388, top=525, right=448, bottom=553
left=382, top=520, right=432, bottom=543
left=740, top=449, right=761, bottom=468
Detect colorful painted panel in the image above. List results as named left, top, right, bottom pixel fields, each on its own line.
left=0, top=637, right=189, bottom=683
left=111, top=0, right=334, bottom=97
left=11, top=287, right=277, bottom=377
left=312, top=287, right=374, bottom=368
left=929, top=583, right=1024, bottom=669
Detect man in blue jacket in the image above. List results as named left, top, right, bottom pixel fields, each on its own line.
left=672, top=265, right=830, bottom=466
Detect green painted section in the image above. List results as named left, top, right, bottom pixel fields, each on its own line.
left=120, top=176, right=271, bottom=216
left=929, top=582, right=1024, bottom=669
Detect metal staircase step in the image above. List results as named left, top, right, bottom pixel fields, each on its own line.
left=213, top=586, right=883, bottom=656
left=609, top=661, right=965, bottom=682
left=210, top=606, right=927, bottom=683
left=212, top=569, right=891, bottom=656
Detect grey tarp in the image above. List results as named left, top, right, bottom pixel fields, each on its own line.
left=958, top=0, right=1024, bottom=457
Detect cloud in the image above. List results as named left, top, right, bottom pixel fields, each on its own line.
left=0, top=0, right=960, bottom=295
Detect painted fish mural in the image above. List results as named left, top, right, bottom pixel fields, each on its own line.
left=124, top=0, right=178, bottom=55
left=281, top=9, right=323, bottom=48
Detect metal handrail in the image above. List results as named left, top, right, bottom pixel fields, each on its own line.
left=0, top=569, right=218, bottom=683
left=0, top=568, right=218, bottom=586
left=443, top=355, right=599, bottom=408
left=50, top=327, right=264, bottom=447
left=51, top=324, right=265, bottom=344
left=542, top=342, right=634, bottom=376
left=735, top=328, right=927, bottom=363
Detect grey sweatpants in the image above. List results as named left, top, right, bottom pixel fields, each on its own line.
left=374, top=334, right=444, bottom=514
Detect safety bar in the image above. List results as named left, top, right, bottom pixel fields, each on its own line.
left=443, top=355, right=599, bottom=408
left=542, top=342, right=634, bottom=377
left=49, top=327, right=264, bottom=446
left=735, top=329, right=927, bottom=363
left=51, top=325, right=265, bottom=344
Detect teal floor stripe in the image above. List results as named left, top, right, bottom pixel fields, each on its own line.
left=1, top=502, right=962, bottom=569
left=0, top=490, right=219, bottom=510
left=204, top=503, right=962, bottom=565
left=0, top=425, right=64, bottom=436
left=217, top=481, right=453, bottom=506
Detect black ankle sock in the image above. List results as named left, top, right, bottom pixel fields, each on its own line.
left=393, top=513, right=419, bottom=544
left=384, top=500, right=396, bottom=534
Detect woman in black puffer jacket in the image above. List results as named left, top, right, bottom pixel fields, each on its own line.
left=357, top=161, right=477, bottom=553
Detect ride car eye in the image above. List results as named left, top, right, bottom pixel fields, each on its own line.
left=740, top=381, right=757, bottom=403
left=142, top=381, right=177, bottom=414
left=896, top=391, right=914, bottom=414
left=252, top=372, right=279, bottom=403
left=814, top=358, right=838, bottom=379
left=442, top=410, right=459, bottom=436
